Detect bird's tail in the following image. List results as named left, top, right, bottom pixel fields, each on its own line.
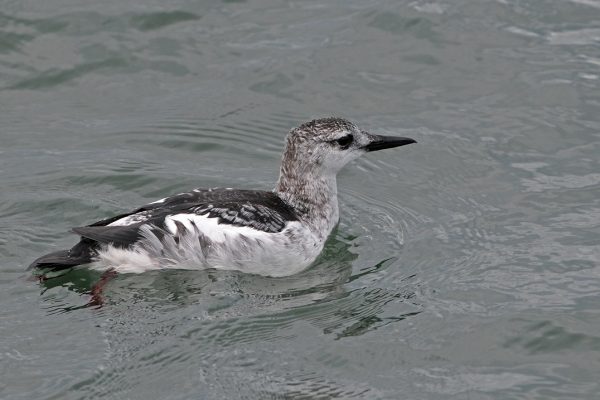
left=28, top=240, right=95, bottom=271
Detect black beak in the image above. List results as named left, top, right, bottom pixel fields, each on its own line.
left=363, top=135, right=417, bottom=152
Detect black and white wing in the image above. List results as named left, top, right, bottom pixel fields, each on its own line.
left=71, top=188, right=298, bottom=246
left=29, top=188, right=298, bottom=270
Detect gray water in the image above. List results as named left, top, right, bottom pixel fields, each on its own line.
left=1, top=0, right=599, bottom=398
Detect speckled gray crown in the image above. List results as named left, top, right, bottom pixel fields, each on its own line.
left=293, top=117, right=357, bottom=139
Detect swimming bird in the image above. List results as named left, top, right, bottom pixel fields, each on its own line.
left=29, top=117, right=416, bottom=277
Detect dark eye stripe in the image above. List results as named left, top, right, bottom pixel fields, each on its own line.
left=334, top=135, right=353, bottom=149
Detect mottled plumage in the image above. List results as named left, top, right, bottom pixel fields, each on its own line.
left=29, top=117, right=415, bottom=276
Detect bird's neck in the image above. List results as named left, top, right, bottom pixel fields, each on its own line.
left=275, top=166, right=339, bottom=238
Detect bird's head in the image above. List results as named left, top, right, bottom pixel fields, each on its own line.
left=281, top=117, right=416, bottom=176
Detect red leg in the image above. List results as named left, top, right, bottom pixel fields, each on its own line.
left=88, top=268, right=117, bottom=308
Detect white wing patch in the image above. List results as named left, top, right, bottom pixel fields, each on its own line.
left=107, top=211, right=152, bottom=227
left=149, top=196, right=168, bottom=204
left=164, top=213, right=272, bottom=242
left=166, top=214, right=195, bottom=233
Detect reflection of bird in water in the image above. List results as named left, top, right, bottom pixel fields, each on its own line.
left=29, top=118, right=415, bottom=304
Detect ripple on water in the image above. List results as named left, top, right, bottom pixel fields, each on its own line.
left=109, top=109, right=302, bottom=163
left=343, top=188, right=426, bottom=247
left=505, top=318, right=600, bottom=355
left=3, top=0, right=600, bottom=397
left=2, top=10, right=204, bottom=89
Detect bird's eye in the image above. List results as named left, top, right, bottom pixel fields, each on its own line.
left=334, top=135, right=353, bottom=149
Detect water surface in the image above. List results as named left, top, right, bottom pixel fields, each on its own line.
left=1, top=0, right=599, bottom=398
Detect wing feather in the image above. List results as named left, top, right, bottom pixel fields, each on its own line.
left=72, top=225, right=144, bottom=247
left=70, top=188, right=297, bottom=247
